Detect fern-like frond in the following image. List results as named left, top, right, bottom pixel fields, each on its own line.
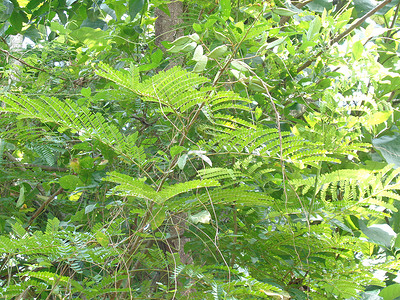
left=105, top=171, right=220, bottom=204
left=291, top=166, right=400, bottom=216
left=96, top=62, right=211, bottom=114
left=166, top=186, right=275, bottom=212
left=105, top=171, right=157, bottom=200
left=197, top=167, right=245, bottom=181
left=208, top=90, right=253, bottom=113
left=0, top=94, right=146, bottom=165
left=204, top=126, right=342, bottom=167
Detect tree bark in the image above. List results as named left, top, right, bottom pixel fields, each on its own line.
left=154, top=2, right=194, bottom=295
left=155, top=1, right=183, bottom=49
left=155, top=1, right=184, bottom=67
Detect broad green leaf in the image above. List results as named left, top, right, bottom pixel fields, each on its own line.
left=247, top=77, right=271, bottom=92
left=177, top=154, right=188, bottom=170
left=168, top=43, right=188, bottom=53
left=0, top=0, right=13, bottom=22
left=373, top=133, right=400, bottom=168
left=169, top=36, right=192, bottom=47
left=193, top=45, right=204, bottom=61
left=235, top=21, right=244, bottom=33
left=259, top=37, right=286, bottom=52
left=220, top=0, right=231, bottom=19
left=81, top=87, right=91, bottom=98
left=231, top=60, right=251, bottom=72
left=70, top=27, right=108, bottom=45
left=394, top=234, right=400, bottom=248
left=189, top=33, right=200, bottom=43
left=204, top=16, right=219, bottom=28
left=306, top=0, right=332, bottom=12
left=16, top=185, right=25, bottom=208
left=189, top=210, right=211, bottom=224
left=214, top=30, right=228, bottom=42
left=193, top=23, right=202, bottom=32
left=151, top=48, right=163, bottom=62
left=170, top=145, right=186, bottom=157
left=360, top=221, right=396, bottom=247
left=335, top=8, right=353, bottom=31
left=59, top=175, right=84, bottom=190
left=248, top=81, right=266, bottom=92
left=273, top=8, right=297, bottom=17
left=352, top=41, right=364, bottom=60
left=81, top=18, right=107, bottom=30
left=139, top=49, right=163, bottom=71
left=208, top=45, right=228, bottom=59
left=379, top=284, right=400, bottom=300
left=85, top=204, right=97, bottom=214
left=193, top=56, right=208, bottom=73
left=96, top=231, right=109, bottom=247
left=10, top=10, right=25, bottom=32
left=307, top=16, right=322, bottom=41
left=151, top=208, right=166, bottom=230
left=170, top=41, right=197, bottom=53
left=129, top=0, right=144, bottom=20
left=230, top=69, right=246, bottom=80
left=354, top=0, right=375, bottom=16
left=255, top=107, right=262, bottom=120
left=26, top=0, right=41, bottom=10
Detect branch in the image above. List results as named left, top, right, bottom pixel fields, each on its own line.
left=297, top=0, right=393, bottom=73
left=332, top=0, right=393, bottom=44
left=4, top=151, right=26, bottom=172
left=25, top=187, right=64, bottom=229
left=23, top=164, right=69, bottom=172
left=0, top=48, right=67, bottom=81
left=4, top=160, right=69, bottom=172
left=279, top=0, right=314, bottom=25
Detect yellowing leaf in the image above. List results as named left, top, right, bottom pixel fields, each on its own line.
left=368, top=111, right=392, bottom=125
left=17, top=0, right=29, bottom=7
left=292, top=125, right=300, bottom=136
left=69, top=192, right=83, bottom=202
left=352, top=41, right=364, bottom=60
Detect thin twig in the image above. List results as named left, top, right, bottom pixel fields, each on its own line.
left=0, top=48, right=67, bottom=81
left=7, top=163, right=69, bottom=172
left=4, top=151, right=26, bottom=172
left=25, top=187, right=64, bottom=229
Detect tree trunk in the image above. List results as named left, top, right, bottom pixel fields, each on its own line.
left=155, top=1, right=184, bottom=67
left=155, top=1, right=183, bottom=48
left=154, top=1, right=194, bottom=295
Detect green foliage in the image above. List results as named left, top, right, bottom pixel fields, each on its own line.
left=1, top=0, right=400, bottom=299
